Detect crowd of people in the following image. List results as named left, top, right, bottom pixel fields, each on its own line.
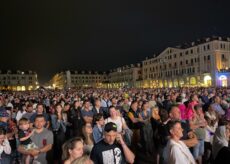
left=0, top=87, right=230, bottom=164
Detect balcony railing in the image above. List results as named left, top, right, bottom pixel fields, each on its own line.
left=219, top=68, right=230, bottom=73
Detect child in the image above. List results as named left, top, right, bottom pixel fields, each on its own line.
left=0, top=127, right=11, bottom=164
left=18, top=118, right=37, bottom=164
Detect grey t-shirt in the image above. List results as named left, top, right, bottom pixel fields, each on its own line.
left=22, top=112, right=34, bottom=120
left=31, top=128, right=53, bottom=164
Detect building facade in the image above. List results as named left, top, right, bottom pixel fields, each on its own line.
left=107, top=64, right=142, bottom=88
left=50, top=70, right=108, bottom=89
left=48, top=36, right=230, bottom=89
left=0, top=70, right=39, bottom=91
left=142, top=36, right=230, bottom=88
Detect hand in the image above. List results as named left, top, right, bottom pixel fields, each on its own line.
left=116, top=133, right=125, bottom=145
left=188, top=131, right=195, bottom=139
left=30, top=149, right=40, bottom=157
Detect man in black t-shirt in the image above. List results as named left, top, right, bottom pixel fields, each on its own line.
left=90, top=122, right=135, bottom=164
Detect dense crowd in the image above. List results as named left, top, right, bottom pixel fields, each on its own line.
left=0, top=87, right=230, bottom=164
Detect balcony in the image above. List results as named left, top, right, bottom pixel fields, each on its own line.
left=219, top=68, right=230, bottom=73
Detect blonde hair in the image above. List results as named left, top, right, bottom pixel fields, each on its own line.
left=71, top=155, right=92, bottom=164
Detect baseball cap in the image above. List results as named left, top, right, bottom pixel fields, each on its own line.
left=104, top=122, right=117, bottom=132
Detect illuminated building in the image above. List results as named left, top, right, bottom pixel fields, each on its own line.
left=50, top=70, right=108, bottom=89
left=107, top=63, right=142, bottom=88
left=0, top=70, right=39, bottom=91
left=142, top=36, right=230, bottom=87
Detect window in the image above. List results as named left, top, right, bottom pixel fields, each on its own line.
left=204, top=56, right=206, bottom=61
left=180, top=52, right=182, bottom=57
left=222, top=54, right=225, bottom=60
left=207, top=44, right=210, bottom=50
left=186, top=60, right=188, bottom=64
left=192, top=67, right=195, bottom=73
left=180, top=61, right=183, bottom=65
left=207, top=55, right=210, bottom=60
left=174, top=54, right=177, bottom=58
left=190, top=49, right=193, bottom=54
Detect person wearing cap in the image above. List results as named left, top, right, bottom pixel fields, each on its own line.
left=90, top=122, right=135, bottom=164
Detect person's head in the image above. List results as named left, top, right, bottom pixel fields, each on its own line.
left=214, top=96, right=221, bottom=104
left=83, top=100, right=90, bottom=110
left=130, top=100, right=138, bottom=111
left=124, top=98, right=129, bottom=104
left=19, top=118, right=30, bottom=131
left=104, top=122, right=117, bottom=145
left=141, top=101, right=149, bottom=111
left=138, top=100, right=143, bottom=108
left=152, top=106, right=159, bottom=119
left=109, top=106, right=117, bottom=118
left=111, top=97, right=117, bottom=105
left=0, top=127, right=6, bottom=144
left=168, top=120, right=183, bottom=140
left=0, top=108, right=9, bottom=122
left=207, top=104, right=214, bottom=112
left=73, top=101, right=81, bottom=108
left=64, top=103, right=70, bottom=111
left=94, top=99, right=101, bottom=107
left=26, top=104, right=33, bottom=113
left=190, top=94, right=198, bottom=102
left=213, top=125, right=230, bottom=159
left=82, top=123, right=93, bottom=136
left=159, top=109, right=169, bottom=123
left=36, top=103, right=44, bottom=114
left=151, top=94, right=156, bottom=100
left=169, top=106, right=181, bottom=120
left=62, top=137, right=84, bottom=161
left=34, top=114, right=46, bottom=129
left=71, top=155, right=93, bottom=164
left=94, top=113, right=104, bottom=126
left=55, top=103, right=63, bottom=114
left=194, top=104, right=203, bottom=115
left=176, top=96, right=183, bottom=103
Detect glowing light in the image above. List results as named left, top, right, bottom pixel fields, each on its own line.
left=219, top=75, right=227, bottom=80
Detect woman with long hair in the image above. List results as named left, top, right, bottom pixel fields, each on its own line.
left=62, top=137, right=84, bottom=164
left=82, top=123, right=94, bottom=155
left=50, top=103, right=67, bottom=164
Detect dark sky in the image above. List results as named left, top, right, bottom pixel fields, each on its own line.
left=1, top=0, right=230, bottom=84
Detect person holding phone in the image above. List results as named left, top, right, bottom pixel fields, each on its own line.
left=90, top=122, right=135, bottom=164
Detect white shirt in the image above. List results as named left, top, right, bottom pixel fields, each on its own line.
left=105, top=117, right=125, bottom=133
left=16, top=111, right=27, bottom=122
left=205, top=125, right=215, bottom=143
left=165, top=139, right=196, bottom=164
left=0, top=139, right=11, bottom=157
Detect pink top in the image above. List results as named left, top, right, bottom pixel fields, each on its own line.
left=187, top=101, right=198, bottom=120
left=178, top=103, right=187, bottom=120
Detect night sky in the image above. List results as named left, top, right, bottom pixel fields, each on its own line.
left=1, top=0, right=230, bottom=84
